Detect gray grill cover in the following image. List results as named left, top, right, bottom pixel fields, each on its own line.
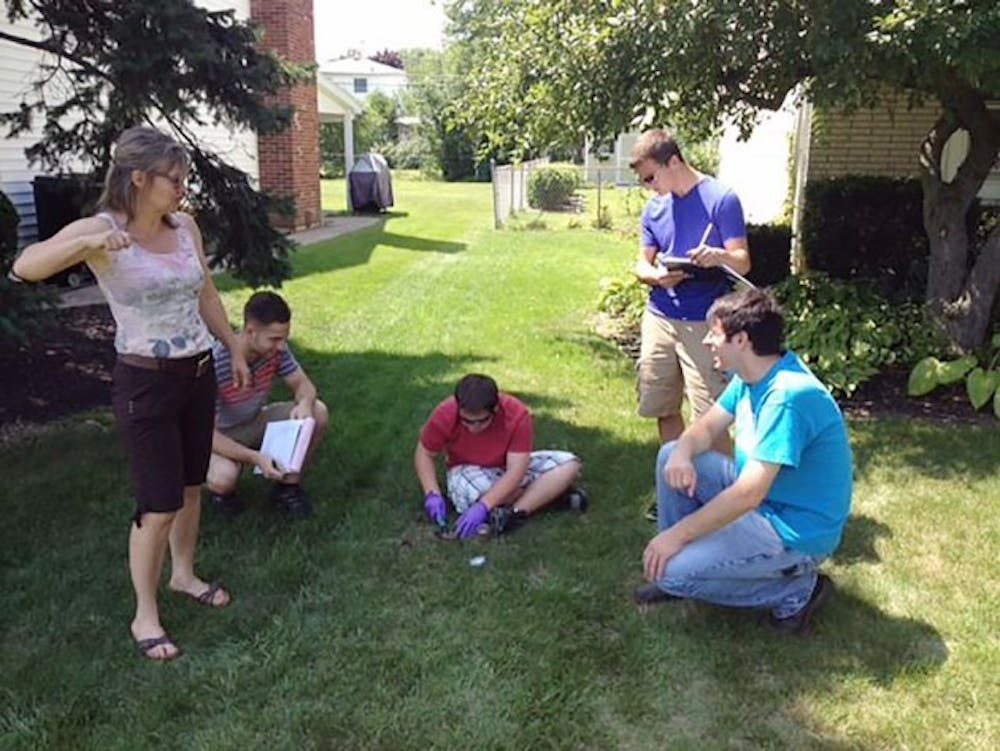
left=349, top=153, right=394, bottom=211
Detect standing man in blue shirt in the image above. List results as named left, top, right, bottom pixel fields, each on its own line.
left=630, top=129, right=751, bottom=455
left=635, top=288, right=853, bottom=634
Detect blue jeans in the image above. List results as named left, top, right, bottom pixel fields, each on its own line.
left=654, top=442, right=823, bottom=618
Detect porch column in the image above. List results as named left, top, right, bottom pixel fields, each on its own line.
left=344, top=115, right=355, bottom=211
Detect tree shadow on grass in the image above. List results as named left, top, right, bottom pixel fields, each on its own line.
left=716, top=586, right=942, bottom=674
left=849, top=417, right=999, bottom=482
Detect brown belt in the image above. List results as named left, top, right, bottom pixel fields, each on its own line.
left=118, top=351, right=213, bottom=378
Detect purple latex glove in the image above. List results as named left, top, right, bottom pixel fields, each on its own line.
left=455, top=500, right=490, bottom=539
left=424, top=490, right=447, bottom=525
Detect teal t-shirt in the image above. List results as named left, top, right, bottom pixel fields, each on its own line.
left=717, top=351, right=853, bottom=555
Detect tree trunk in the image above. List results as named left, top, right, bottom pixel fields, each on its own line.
left=921, top=80, right=1000, bottom=352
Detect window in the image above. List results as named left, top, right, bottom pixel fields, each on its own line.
left=353, top=78, right=367, bottom=94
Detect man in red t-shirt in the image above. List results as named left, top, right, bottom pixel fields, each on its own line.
left=414, top=373, right=587, bottom=538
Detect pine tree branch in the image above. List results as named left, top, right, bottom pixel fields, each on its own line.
left=0, top=27, right=112, bottom=84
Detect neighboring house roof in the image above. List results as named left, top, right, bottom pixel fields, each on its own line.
left=319, top=57, right=409, bottom=80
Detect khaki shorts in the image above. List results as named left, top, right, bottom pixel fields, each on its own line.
left=636, top=309, right=728, bottom=419
left=221, top=401, right=295, bottom=449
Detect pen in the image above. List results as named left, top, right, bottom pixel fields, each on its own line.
left=698, top=222, right=714, bottom=249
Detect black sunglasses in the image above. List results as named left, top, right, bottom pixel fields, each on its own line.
left=459, top=410, right=495, bottom=427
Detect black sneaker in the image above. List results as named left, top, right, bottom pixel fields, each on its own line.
left=633, top=583, right=681, bottom=606
left=270, top=483, right=314, bottom=519
left=209, top=492, right=246, bottom=518
left=644, top=500, right=658, bottom=522
left=562, top=487, right=589, bottom=513
left=768, top=574, right=834, bottom=634
left=487, top=506, right=527, bottom=536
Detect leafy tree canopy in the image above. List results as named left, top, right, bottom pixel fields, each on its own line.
left=400, top=46, right=498, bottom=180
left=451, top=0, right=998, bottom=148
left=450, top=0, right=1000, bottom=349
left=0, top=0, right=310, bottom=286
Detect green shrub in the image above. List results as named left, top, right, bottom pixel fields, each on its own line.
left=595, top=266, right=945, bottom=397
left=0, top=190, right=56, bottom=345
left=746, top=223, right=791, bottom=287
left=592, top=205, right=612, bottom=230
left=527, top=166, right=581, bottom=210
left=379, top=135, right=428, bottom=170
left=596, top=274, right=646, bottom=329
left=802, top=176, right=928, bottom=299
left=773, top=272, right=945, bottom=396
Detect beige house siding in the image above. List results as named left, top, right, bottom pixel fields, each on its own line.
left=807, top=94, right=941, bottom=180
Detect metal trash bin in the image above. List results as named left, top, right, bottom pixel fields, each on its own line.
left=32, top=175, right=102, bottom=288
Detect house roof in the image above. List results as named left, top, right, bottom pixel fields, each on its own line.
left=317, top=75, right=364, bottom=119
left=319, top=57, right=408, bottom=79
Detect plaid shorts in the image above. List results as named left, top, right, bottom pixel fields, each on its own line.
left=446, top=450, right=579, bottom=513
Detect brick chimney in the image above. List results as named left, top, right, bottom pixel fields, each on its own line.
left=250, top=0, right=321, bottom=230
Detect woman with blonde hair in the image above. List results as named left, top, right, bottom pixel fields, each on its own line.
left=14, top=125, right=250, bottom=660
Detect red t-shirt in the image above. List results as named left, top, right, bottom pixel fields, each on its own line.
left=419, top=393, right=532, bottom=469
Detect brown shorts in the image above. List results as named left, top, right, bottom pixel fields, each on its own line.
left=636, top=309, right=728, bottom=419
left=111, top=355, right=216, bottom=519
left=219, top=401, right=295, bottom=449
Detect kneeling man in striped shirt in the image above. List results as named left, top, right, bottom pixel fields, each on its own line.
left=207, top=291, right=329, bottom=519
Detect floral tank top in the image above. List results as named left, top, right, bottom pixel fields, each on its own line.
left=88, top=212, right=212, bottom=358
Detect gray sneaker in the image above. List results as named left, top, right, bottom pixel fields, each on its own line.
left=633, top=583, right=680, bottom=606
left=562, top=487, right=589, bottom=513
left=487, top=506, right=527, bottom=536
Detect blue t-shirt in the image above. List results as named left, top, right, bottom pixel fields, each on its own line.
left=640, top=176, right=746, bottom=321
left=717, top=351, right=853, bottom=555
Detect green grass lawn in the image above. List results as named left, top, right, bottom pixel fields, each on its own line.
left=1, top=174, right=998, bottom=750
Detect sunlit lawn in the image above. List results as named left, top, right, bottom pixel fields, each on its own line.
left=1, top=173, right=997, bottom=749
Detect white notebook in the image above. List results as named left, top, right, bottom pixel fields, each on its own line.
left=255, top=417, right=315, bottom=475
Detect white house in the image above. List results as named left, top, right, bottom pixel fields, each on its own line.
left=1, top=0, right=365, bottom=243
left=0, top=1, right=264, bottom=243
left=319, top=53, right=409, bottom=100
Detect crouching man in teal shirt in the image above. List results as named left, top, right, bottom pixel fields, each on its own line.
left=635, top=288, right=853, bottom=633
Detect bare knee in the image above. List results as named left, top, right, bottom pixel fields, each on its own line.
left=567, top=458, right=583, bottom=484
left=312, top=399, right=330, bottom=432
left=205, top=455, right=241, bottom=495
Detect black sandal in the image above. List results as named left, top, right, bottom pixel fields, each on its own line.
left=135, top=634, right=182, bottom=661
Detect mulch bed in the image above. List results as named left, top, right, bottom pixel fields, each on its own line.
left=0, top=305, right=993, bottom=427
left=1, top=305, right=116, bottom=426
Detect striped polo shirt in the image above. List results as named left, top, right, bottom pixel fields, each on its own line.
left=213, top=339, right=299, bottom=430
